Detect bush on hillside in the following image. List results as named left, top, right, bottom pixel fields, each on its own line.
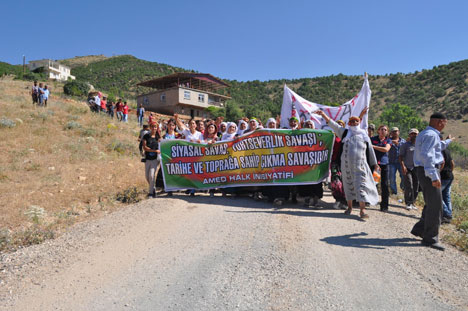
left=376, top=103, right=427, bottom=135
left=64, top=81, right=90, bottom=97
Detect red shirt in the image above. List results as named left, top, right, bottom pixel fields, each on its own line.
left=123, top=105, right=129, bottom=114
left=116, top=102, right=123, bottom=112
left=100, top=100, right=107, bottom=110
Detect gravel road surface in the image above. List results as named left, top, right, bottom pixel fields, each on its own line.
left=1, top=191, right=467, bottom=310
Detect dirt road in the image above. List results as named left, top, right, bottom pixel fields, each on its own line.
left=1, top=191, right=468, bottom=310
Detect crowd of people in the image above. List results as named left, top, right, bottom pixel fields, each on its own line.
left=31, top=81, right=50, bottom=107
left=88, top=92, right=131, bottom=122
left=138, top=109, right=455, bottom=251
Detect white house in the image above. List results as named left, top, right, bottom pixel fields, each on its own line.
left=28, top=59, right=75, bottom=81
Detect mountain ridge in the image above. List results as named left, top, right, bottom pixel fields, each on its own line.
left=59, top=55, right=468, bottom=123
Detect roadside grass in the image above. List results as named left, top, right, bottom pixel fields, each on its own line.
left=407, top=170, right=468, bottom=252
left=443, top=171, right=468, bottom=252
left=0, top=78, right=147, bottom=253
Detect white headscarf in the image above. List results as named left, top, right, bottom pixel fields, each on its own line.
left=266, top=118, right=276, bottom=129
left=237, top=120, right=247, bottom=136
left=343, top=125, right=372, bottom=145
left=221, top=122, right=238, bottom=141
left=219, top=122, right=228, bottom=134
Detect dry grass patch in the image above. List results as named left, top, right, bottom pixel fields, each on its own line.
left=0, top=79, right=147, bottom=253
left=442, top=170, right=468, bottom=252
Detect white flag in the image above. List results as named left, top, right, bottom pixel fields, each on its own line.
left=281, top=75, right=371, bottom=130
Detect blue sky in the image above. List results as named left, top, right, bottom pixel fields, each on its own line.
left=1, top=0, right=467, bottom=81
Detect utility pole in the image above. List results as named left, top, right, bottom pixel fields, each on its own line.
left=23, top=55, right=25, bottom=74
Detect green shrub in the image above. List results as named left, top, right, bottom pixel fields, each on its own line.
left=63, top=80, right=90, bottom=97
left=116, top=187, right=141, bottom=204
left=0, top=118, right=16, bottom=128
left=106, top=139, right=137, bottom=156
left=80, top=127, right=100, bottom=137
left=64, top=121, right=82, bottom=130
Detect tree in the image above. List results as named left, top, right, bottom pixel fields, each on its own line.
left=376, top=103, right=426, bottom=136
left=63, top=81, right=90, bottom=97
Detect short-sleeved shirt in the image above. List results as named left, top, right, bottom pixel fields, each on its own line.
left=179, top=129, right=203, bottom=142
left=388, top=137, right=406, bottom=164
left=42, top=89, right=49, bottom=99
left=143, top=133, right=160, bottom=160
left=32, top=86, right=39, bottom=94
left=441, top=149, right=454, bottom=180
left=399, top=141, right=416, bottom=170
left=116, top=103, right=123, bottom=112
left=371, top=136, right=391, bottom=165
left=123, top=105, right=129, bottom=114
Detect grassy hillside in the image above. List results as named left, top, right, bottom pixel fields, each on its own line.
left=70, top=55, right=190, bottom=100
left=59, top=55, right=110, bottom=69
left=0, top=62, right=23, bottom=76
left=227, top=60, right=468, bottom=122
left=67, top=56, right=468, bottom=124
left=0, top=78, right=147, bottom=252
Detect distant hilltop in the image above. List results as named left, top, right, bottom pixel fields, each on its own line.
left=58, top=55, right=111, bottom=69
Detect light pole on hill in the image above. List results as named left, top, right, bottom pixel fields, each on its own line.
left=22, top=55, right=25, bottom=75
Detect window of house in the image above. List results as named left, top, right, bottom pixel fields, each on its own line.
left=160, top=93, right=166, bottom=102
left=184, top=91, right=191, bottom=100
left=198, top=94, right=205, bottom=102
left=196, top=110, right=200, bottom=116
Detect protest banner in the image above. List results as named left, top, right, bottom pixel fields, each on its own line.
left=280, top=75, right=371, bottom=130
left=160, top=129, right=334, bottom=191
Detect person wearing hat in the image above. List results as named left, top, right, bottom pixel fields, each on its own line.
left=399, top=128, right=420, bottom=210
left=411, top=113, right=454, bottom=251
left=388, top=126, right=406, bottom=195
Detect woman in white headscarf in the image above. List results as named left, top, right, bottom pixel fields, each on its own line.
left=237, top=120, right=247, bottom=136
left=221, top=122, right=238, bottom=141
left=265, top=118, right=277, bottom=129
left=245, top=118, right=259, bottom=134
left=315, top=110, right=379, bottom=219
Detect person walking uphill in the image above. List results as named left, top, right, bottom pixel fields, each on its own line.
left=142, top=121, right=161, bottom=198
left=137, top=104, right=145, bottom=127
left=315, top=110, right=379, bottom=220
left=411, top=113, right=453, bottom=251
left=122, top=102, right=129, bottom=122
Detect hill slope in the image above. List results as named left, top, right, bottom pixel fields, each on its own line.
left=67, top=56, right=468, bottom=122
left=69, top=55, right=190, bottom=99
left=59, top=55, right=110, bottom=69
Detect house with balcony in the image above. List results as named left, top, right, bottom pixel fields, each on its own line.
left=136, top=73, right=231, bottom=119
left=28, top=59, right=75, bottom=81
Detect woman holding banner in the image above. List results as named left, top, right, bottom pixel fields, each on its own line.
left=298, top=119, right=324, bottom=207
left=221, top=122, right=238, bottom=141
left=174, top=114, right=203, bottom=196
left=315, top=110, right=379, bottom=219
left=174, top=114, right=204, bottom=143
left=142, top=121, right=161, bottom=198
